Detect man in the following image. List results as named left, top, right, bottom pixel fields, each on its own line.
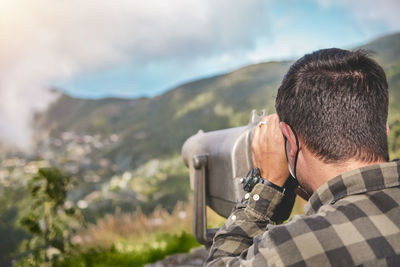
left=206, top=48, right=400, bottom=266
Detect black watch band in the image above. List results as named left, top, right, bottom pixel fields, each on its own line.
left=242, top=168, right=285, bottom=193
left=262, top=179, right=285, bottom=193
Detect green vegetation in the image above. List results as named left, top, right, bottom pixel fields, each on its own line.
left=81, top=155, right=191, bottom=221
left=18, top=168, right=82, bottom=265
left=0, top=186, right=29, bottom=265
left=7, top=165, right=223, bottom=266
left=389, top=117, right=400, bottom=159
left=57, top=232, right=199, bottom=267
left=12, top=166, right=214, bottom=266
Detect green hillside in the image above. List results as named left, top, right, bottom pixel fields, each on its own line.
left=38, top=61, right=292, bottom=170
left=359, top=33, right=400, bottom=115
left=38, top=32, right=400, bottom=167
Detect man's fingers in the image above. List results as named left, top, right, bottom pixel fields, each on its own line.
left=252, top=121, right=261, bottom=151
left=258, top=115, right=280, bottom=147
left=252, top=118, right=262, bottom=165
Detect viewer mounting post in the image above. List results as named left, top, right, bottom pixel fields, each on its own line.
left=192, top=154, right=216, bottom=246
left=182, top=110, right=266, bottom=245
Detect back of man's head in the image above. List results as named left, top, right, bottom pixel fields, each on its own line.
left=276, top=48, right=389, bottom=164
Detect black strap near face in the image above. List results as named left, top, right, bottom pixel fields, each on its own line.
left=284, top=124, right=300, bottom=179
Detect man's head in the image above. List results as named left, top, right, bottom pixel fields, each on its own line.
left=276, top=48, right=389, bottom=167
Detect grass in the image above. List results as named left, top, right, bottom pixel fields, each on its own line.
left=73, top=201, right=224, bottom=250
left=52, top=201, right=224, bottom=267
left=56, top=231, right=199, bottom=267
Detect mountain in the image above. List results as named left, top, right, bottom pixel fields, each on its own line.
left=37, top=61, right=292, bottom=170
left=37, top=32, right=400, bottom=170
left=359, top=32, right=400, bottom=109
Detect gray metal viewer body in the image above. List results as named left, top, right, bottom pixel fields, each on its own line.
left=182, top=110, right=265, bottom=245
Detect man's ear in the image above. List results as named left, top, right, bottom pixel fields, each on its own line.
left=279, top=122, right=298, bottom=158
left=386, top=123, right=389, bottom=136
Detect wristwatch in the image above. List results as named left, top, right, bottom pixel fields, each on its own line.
left=242, top=168, right=285, bottom=193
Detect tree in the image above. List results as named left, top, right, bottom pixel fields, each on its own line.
left=19, top=168, right=81, bottom=265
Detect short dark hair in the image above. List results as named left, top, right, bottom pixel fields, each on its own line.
left=275, top=48, right=389, bottom=163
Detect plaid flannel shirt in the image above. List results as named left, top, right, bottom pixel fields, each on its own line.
left=206, top=160, right=400, bottom=266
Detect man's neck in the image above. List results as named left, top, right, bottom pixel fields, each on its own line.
left=300, top=149, right=386, bottom=193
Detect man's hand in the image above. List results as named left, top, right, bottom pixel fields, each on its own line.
left=252, top=114, right=289, bottom=187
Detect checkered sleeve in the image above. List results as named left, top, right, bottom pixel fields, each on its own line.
left=205, top=183, right=284, bottom=266
left=206, top=160, right=400, bottom=266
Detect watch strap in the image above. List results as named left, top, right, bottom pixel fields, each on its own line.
left=263, top=179, right=285, bottom=193
left=242, top=168, right=285, bottom=193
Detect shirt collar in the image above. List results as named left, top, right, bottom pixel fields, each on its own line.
left=304, top=160, right=400, bottom=215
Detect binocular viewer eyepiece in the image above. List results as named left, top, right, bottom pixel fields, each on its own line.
left=181, top=110, right=266, bottom=245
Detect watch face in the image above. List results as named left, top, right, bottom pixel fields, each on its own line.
left=243, top=168, right=262, bottom=192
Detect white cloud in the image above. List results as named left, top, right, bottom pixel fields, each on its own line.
left=235, top=0, right=400, bottom=67
left=316, top=0, right=400, bottom=32
left=0, top=0, right=267, bottom=150
left=1, top=0, right=398, bottom=151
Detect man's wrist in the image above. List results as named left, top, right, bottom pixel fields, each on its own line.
left=263, top=179, right=285, bottom=193
left=243, top=168, right=287, bottom=193
left=259, top=169, right=287, bottom=188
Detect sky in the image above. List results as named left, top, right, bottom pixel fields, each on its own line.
left=57, top=0, right=400, bottom=99
left=0, top=0, right=399, bottom=149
